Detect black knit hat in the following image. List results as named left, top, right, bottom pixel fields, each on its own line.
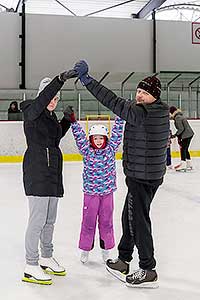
left=137, top=76, right=161, bottom=99
left=169, top=106, right=177, bottom=114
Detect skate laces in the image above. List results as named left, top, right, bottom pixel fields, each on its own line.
left=132, top=269, right=146, bottom=280
left=52, top=257, right=60, bottom=266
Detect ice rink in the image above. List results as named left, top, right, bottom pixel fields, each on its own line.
left=0, top=158, right=200, bottom=300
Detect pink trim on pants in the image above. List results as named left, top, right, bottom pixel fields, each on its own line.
left=79, top=193, right=115, bottom=251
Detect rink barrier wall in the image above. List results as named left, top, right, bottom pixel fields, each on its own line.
left=0, top=151, right=200, bottom=163
left=0, top=120, right=199, bottom=163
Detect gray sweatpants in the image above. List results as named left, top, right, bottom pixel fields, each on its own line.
left=25, top=196, right=59, bottom=265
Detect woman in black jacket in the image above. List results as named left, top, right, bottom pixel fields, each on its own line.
left=20, top=70, right=77, bottom=285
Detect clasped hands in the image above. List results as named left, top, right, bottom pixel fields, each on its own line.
left=62, top=60, right=92, bottom=122
left=60, top=60, right=92, bottom=85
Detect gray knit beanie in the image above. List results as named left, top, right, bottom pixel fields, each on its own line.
left=37, top=77, right=60, bottom=99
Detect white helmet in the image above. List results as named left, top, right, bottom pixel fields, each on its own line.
left=88, top=124, right=109, bottom=138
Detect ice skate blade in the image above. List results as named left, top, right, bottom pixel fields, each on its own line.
left=22, top=276, right=52, bottom=285
left=106, top=265, right=127, bottom=283
left=43, top=269, right=66, bottom=276
left=126, top=280, right=159, bottom=289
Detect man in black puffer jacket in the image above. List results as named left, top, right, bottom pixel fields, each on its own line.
left=20, top=70, right=77, bottom=285
left=73, top=60, right=169, bottom=288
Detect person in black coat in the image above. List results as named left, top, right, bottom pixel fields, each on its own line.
left=73, top=60, right=169, bottom=288
left=8, top=100, right=20, bottom=113
left=20, top=70, right=77, bottom=285
left=8, top=101, right=22, bottom=120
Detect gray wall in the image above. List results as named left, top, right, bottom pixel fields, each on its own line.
left=0, top=13, right=20, bottom=89
left=157, top=20, right=200, bottom=71
left=26, top=15, right=152, bottom=89
left=0, top=13, right=200, bottom=89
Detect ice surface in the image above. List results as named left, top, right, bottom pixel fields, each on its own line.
left=0, top=158, right=200, bottom=299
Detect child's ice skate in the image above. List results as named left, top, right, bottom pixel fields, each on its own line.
left=22, top=264, right=52, bottom=285
left=80, top=250, right=89, bottom=264
left=101, top=249, right=109, bottom=263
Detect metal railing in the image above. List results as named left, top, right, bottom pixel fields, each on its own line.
left=1, top=71, right=200, bottom=120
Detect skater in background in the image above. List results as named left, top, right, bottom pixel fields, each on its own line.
left=170, top=106, right=194, bottom=171
left=73, top=60, right=169, bottom=288
left=20, top=70, right=77, bottom=285
left=166, top=129, right=173, bottom=169
left=64, top=106, right=124, bottom=264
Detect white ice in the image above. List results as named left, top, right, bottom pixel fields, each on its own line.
left=0, top=159, right=200, bottom=300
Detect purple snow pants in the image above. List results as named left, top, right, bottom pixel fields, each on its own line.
left=79, top=193, right=115, bottom=251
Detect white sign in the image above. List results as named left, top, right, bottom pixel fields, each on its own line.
left=192, top=22, right=200, bottom=44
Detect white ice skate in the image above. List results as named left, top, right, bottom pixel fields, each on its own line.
left=186, top=160, right=193, bottom=171
left=80, top=250, right=89, bottom=263
left=22, top=264, right=52, bottom=285
left=174, top=162, right=181, bottom=170
left=166, top=165, right=173, bottom=171
left=175, top=161, right=187, bottom=172
left=39, top=257, right=66, bottom=276
left=101, top=249, right=109, bottom=263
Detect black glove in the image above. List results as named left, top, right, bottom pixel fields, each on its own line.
left=59, top=70, right=78, bottom=83
left=64, top=106, right=76, bottom=123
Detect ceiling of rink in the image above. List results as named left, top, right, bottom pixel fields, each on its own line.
left=0, top=0, right=200, bottom=21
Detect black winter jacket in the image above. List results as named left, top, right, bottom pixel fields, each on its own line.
left=20, top=76, right=71, bottom=197
left=86, top=79, right=169, bottom=181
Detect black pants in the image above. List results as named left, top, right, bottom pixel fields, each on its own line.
left=179, top=137, right=192, bottom=161
left=118, top=176, right=160, bottom=270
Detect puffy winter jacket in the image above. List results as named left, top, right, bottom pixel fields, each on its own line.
left=171, top=109, right=194, bottom=139
left=85, top=79, right=169, bottom=181
left=71, top=116, right=124, bottom=195
left=20, top=76, right=71, bottom=197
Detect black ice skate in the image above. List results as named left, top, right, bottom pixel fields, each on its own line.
left=106, top=258, right=129, bottom=282
left=126, top=269, right=158, bottom=288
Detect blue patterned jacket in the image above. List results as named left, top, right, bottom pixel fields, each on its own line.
left=71, top=116, right=124, bottom=195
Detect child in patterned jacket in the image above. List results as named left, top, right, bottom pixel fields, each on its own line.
left=64, top=106, right=124, bottom=263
